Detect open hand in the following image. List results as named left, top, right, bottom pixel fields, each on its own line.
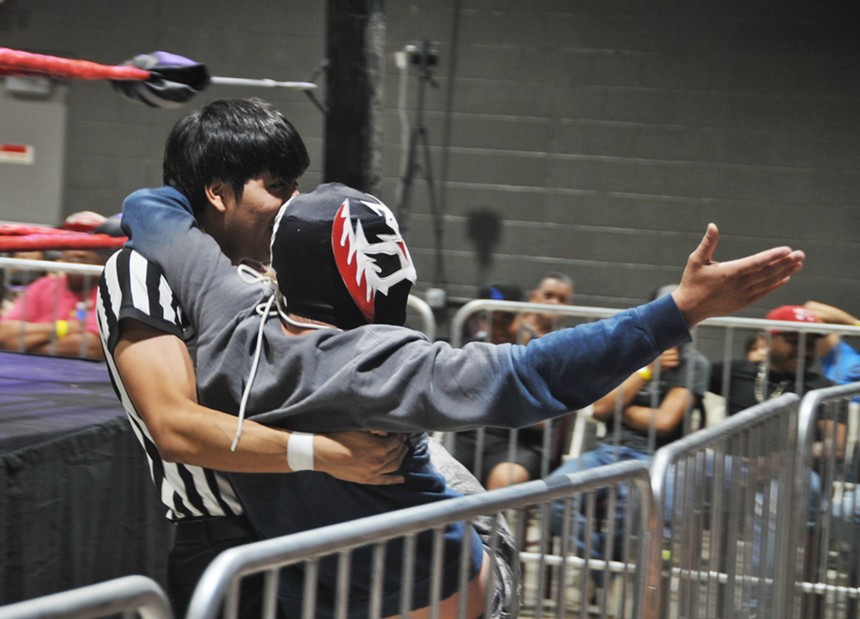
left=671, top=224, right=805, bottom=327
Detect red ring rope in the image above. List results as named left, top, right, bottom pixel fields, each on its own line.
left=0, top=48, right=150, bottom=81
left=0, top=224, right=71, bottom=237
left=0, top=224, right=127, bottom=252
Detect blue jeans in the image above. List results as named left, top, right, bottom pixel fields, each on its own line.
left=547, top=444, right=654, bottom=585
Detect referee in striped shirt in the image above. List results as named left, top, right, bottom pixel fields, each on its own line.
left=97, top=98, right=410, bottom=617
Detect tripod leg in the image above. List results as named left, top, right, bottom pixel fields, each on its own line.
left=396, top=124, right=423, bottom=233
left=416, top=127, right=447, bottom=288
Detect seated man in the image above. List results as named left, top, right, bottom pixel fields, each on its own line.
left=710, top=305, right=842, bottom=474
left=459, top=282, right=524, bottom=345
left=509, top=272, right=574, bottom=344
left=119, top=182, right=803, bottom=618
left=454, top=274, right=576, bottom=489
left=699, top=305, right=840, bottom=612
left=711, top=305, right=834, bottom=413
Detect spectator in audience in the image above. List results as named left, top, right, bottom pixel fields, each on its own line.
left=711, top=305, right=844, bottom=477
left=745, top=333, right=769, bottom=363
left=705, top=304, right=843, bottom=613
left=0, top=212, right=120, bottom=359
left=510, top=272, right=574, bottom=344
left=454, top=274, right=576, bottom=489
left=547, top=284, right=710, bottom=587
left=1, top=250, right=47, bottom=311
left=804, top=300, right=860, bottom=386
left=460, top=282, right=524, bottom=345
left=712, top=305, right=835, bottom=414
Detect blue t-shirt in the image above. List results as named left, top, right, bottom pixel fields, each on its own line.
left=821, top=340, right=860, bottom=385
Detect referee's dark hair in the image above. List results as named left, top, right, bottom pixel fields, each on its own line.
left=163, top=97, right=310, bottom=216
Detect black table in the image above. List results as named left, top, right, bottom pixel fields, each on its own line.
left=0, top=352, right=172, bottom=604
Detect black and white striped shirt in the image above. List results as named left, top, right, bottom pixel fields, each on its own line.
left=97, top=248, right=243, bottom=521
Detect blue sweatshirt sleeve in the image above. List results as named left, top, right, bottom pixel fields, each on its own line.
left=502, top=294, right=691, bottom=418
left=121, top=186, right=196, bottom=256
left=243, top=294, right=692, bottom=434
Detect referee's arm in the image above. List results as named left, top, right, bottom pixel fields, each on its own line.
left=114, top=318, right=406, bottom=484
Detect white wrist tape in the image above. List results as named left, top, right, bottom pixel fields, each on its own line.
left=287, top=432, right=315, bottom=471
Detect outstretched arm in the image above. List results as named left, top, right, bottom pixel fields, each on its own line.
left=671, top=223, right=805, bottom=327
left=804, top=301, right=859, bottom=356
left=804, top=301, right=859, bottom=326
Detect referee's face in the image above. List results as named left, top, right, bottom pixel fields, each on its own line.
left=212, top=171, right=298, bottom=265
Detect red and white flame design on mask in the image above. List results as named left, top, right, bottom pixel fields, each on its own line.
left=331, top=198, right=416, bottom=323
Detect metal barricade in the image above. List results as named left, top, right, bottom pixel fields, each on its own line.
left=185, top=459, right=654, bottom=619
left=0, top=575, right=172, bottom=619
left=406, top=293, right=436, bottom=342
left=450, top=300, right=618, bottom=349
left=791, top=382, right=860, bottom=619
left=650, top=393, right=800, bottom=619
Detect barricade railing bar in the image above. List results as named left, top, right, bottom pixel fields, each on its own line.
left=185, top=459, right=654, bottom=619
left=449, top=299, right=860, bottom=349
left=406, top=293, right=435, bottom=342
left=649, top=393, right=800, bottom=619
left=0, top=257, right=105, bottom=276
left=0, top=575, right=172, bottom=619
left=791, top=382, right=860, bottom=619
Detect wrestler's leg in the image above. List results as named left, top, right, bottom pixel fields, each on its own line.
left=389, top=551, right=491, bottom=619
left=485, top=461, right=531, bottom=489
left=427, top=437, right=520, bottom=618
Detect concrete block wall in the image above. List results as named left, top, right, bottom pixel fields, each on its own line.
left=2, top=0, right=858, bottom=328
left=382, top=1, right=860, bottom=321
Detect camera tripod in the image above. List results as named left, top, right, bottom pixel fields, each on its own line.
left=396, top=43, right=446, bottom=290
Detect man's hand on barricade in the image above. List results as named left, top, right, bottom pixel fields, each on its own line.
left=315, top=430, right=408, bottom=485
left=672, top=223, right=805, bottom=328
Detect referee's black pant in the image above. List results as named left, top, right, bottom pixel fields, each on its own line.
left=169, top=514, right=286, bottom=618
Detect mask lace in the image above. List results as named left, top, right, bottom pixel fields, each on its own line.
left=230, top=264, right=279, bottom=451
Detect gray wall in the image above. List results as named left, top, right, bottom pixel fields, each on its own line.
left=2, top=0, right=858, bottom=328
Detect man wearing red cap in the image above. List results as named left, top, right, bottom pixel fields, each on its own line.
left=705, top=306, right=842, bottom=613
left=710, top=305, right=833, bottom=415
